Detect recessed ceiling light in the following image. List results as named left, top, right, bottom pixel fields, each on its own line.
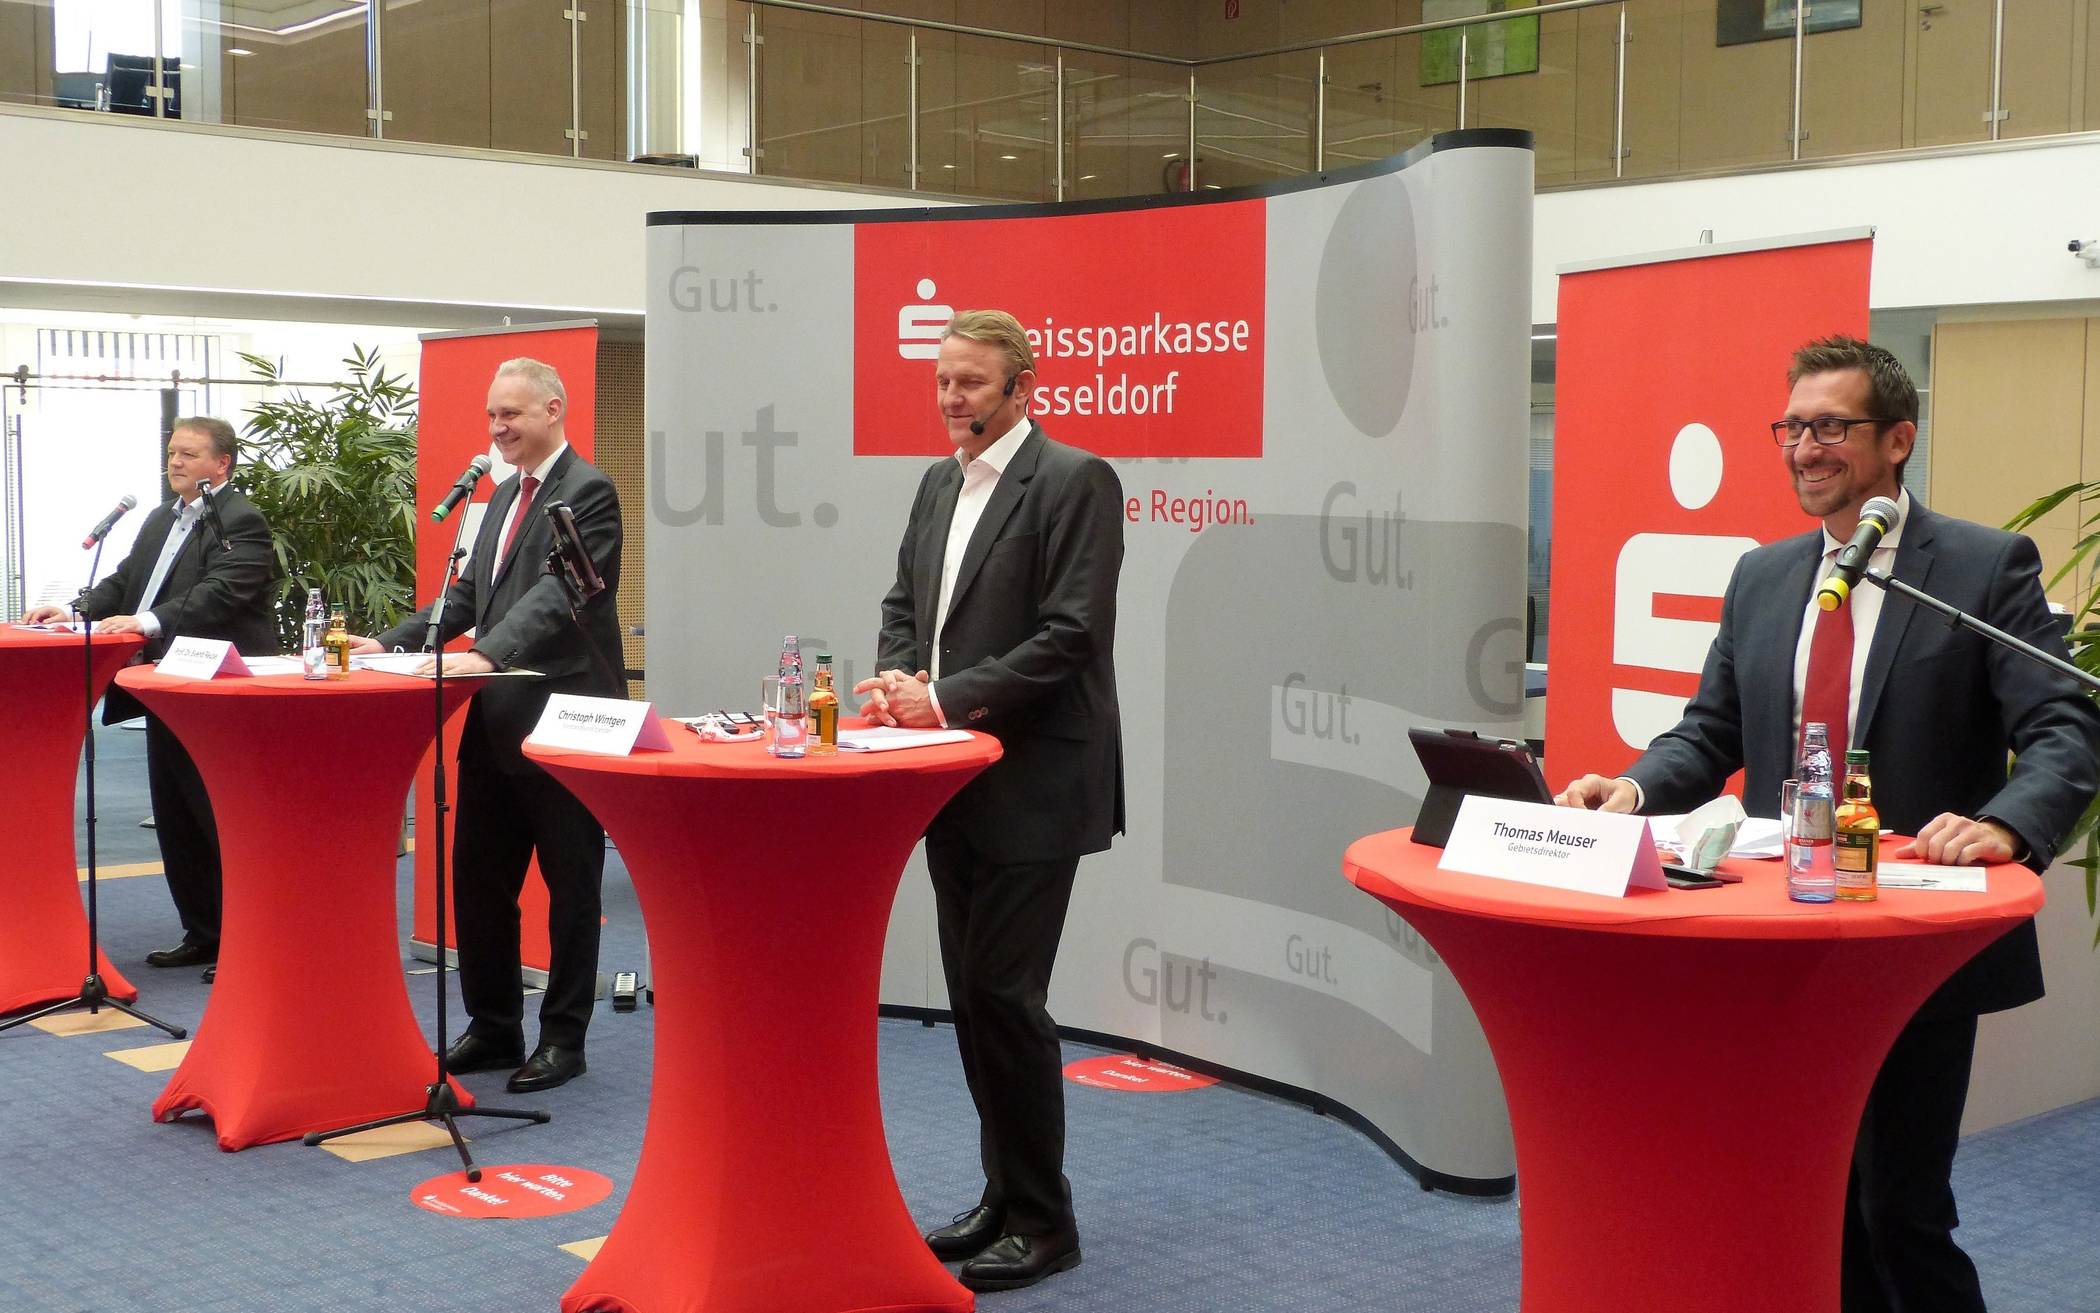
left=1162, top=152, right=1180, bottom=160
left=1204, top=183, right=1221, bottom=190
left=941, top=163, right=956, bottom=169
left=227, top=47, right=254, bottom=56
left=1078, top=173, right=1097, bottom=181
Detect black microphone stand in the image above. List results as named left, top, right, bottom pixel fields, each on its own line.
left=544, top=543, right=625, bottom=694
left=303, top=518, right=548, bottom=1180
left=1, top=538, right=186, bottom=1038
left=1860, top=567, right=2100, bottom=694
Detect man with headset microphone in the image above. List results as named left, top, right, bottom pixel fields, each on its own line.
left=23, top=417, right=278, bottom=975
left=1556, top=337, right=2099, bottom=1313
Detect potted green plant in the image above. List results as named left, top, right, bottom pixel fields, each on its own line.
left=237, top=346, right=419, bottom=647
left=2007, top=482, right=2100, bottom=945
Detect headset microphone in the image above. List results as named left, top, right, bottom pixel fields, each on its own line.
left=967, top=375, right=1020, bottom=437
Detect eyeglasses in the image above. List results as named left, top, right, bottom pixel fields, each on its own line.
left=1770, top=416, right=1893, bottom=447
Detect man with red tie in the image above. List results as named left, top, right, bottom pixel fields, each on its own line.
left=1556, top=336, right=2099, bottom=1313
left=354, top=358, right=625, bottom=1094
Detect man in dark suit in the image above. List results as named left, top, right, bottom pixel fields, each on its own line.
left=25, top=416, right=278, bottom=972
left=1558, top=336, right=2099, bottom=1313
left=354, top=358, right=624, bottom=1095
left=855, top=309, right=1124, bottom=1294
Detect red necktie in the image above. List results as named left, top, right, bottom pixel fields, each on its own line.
left=1801, top=550, right=1854, bottom=764
left=498, top=474, right=539, bottom=573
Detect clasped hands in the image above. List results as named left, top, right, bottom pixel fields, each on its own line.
left=1554, top=773, right=2017, bottom=866
left=853, top=668, right=939, bottom=728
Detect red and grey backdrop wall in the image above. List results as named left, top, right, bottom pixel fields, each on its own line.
left=408, top=321, right=600, bottom=976
left=1545, top=231, right=1872, bottom=788
left=643, top=133, right=1533, bottom=1189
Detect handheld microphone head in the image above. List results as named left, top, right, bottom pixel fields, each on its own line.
left=81, top=494, right=139, bottom=550
left=118, top=493, right=139, bottom=512
left=1815, top=495, right=1904, bottom=611
left=430, top=454, right=495, bottom=522
left=1857, top=495, right=1900, bottom=531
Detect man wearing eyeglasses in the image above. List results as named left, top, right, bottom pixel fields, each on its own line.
left=1557, top=335, right=2098, bottom=1313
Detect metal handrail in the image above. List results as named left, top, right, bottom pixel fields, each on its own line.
left=743, top=0, right=1628, bottom=67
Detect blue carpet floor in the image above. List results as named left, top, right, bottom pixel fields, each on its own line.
left=4, top=724, right=2096, bottom=1312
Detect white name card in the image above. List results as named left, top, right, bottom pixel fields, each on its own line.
left=526, top=694, right=672, bottom=756
left=1437, top=795, right=1667, bottom=897
left=157, top=637, right=252, bottom=681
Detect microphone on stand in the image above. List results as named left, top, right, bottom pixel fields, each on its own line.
left=193, top=479, right=231, bottom=550
left=430, top=454, right=494, bottom=523
left=1816, top=495, right=1902, bottom=611
left=544, top=500, right=605, bottom=600
left=81, top=495, right=138, bottom=550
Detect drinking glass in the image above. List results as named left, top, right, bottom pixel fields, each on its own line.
left=1780, top=778, right=1801, bottom=850
left=760, top=676, right=781, bottom=738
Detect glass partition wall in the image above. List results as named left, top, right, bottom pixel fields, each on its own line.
left=3, top=0, right=2096, bottom=202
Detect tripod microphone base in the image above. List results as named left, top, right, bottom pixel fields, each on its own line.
left=0, top=972, right=187, bottom=1038
left=303, top=1079, right=551, bottom=1182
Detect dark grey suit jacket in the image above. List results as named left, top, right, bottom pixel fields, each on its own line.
left=1626, top=500, right=2100, bottom=1016
left=79, top=486, right=279, bottom=724
left=878, top=423, right=1126, bottom=865
left=378, top=446, right=625, bottom=775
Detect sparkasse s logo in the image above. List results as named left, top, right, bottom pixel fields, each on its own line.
left=852, top=203, right=1267, bottom=457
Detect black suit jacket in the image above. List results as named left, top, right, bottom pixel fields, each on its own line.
left=878, top=423, right=1126, bottom=865
left=78, top=487, right=279, bottom=724
left=378, top=446, right=625, bottom=775
left=1626, top=500, right=2100, bottom=1016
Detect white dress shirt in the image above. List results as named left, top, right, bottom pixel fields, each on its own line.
left=135, top=496, right=206, bottom=639
left=927, top=415, right=1032, bottom=723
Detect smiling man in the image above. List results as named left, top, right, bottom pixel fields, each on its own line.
left=855, top=310, right=1124, bottom=1293
left=1557, top=336, right=2099, bottom=1312
left=24, top=417, right=278, bottom=974
left=356, top=357, right=625, bottom=1095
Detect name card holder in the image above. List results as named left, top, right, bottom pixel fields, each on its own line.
left=527, top=693, right=672, bottom=757
left=157, top=637, right=252, bottom=681
left=1437, top=795, right=1667, bottom=898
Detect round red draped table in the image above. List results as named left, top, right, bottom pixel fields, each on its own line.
left=526, top=727, right=1001, bottom=1313
left=1343, top=828, right=2042, bottom=1313
left=117, top=666, right=478, bottom=1150
left=1, top=625, right=144, bottom=1014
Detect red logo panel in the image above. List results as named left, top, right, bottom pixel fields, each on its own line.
left=854, top=202, right=1267, bottom=458
left=411, top=1164, right=615, bottom=1219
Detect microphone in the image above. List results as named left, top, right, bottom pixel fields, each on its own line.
left=81, top=495, right=138, bottom=549
left=1816, top=495, right=1901, bottom=611
left=193, top=478, right=231, bottom=549
left=544, top=499, right=606, bottom=599
left=429, top=454, right=494, bottom=522
left=967, top=375, right=1020, bottom=437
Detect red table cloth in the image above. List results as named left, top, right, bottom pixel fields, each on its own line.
left=117, top=667, right=478, bottom=1149
left=526, top=727, right=1001, bottom=1313
left=1, top=626, right=144, bottom=1014
left=1343, top=827, right=2043, bottom=1313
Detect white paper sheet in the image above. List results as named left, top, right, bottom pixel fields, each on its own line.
left=837, top=727, right=975, bottom=752
left=1877, top=863, right=1988, bottom=892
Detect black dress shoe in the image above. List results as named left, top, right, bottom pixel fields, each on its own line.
left=507, top=1043, right=586, bottom=1093
left=145, top=942, right=216, bottom=969
left=443, top=1032, right=525, bottom=1075
left=958, top=1231, right=1082, bottom=1292
left=925, top=1205, right=1005, bottom=1261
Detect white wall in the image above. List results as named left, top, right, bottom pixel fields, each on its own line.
left=0, top=105, right=943, bottom=322
left=1533, top=138, right=2100, bottom=324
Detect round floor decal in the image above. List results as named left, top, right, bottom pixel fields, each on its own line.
left=1064, top=1054, right=1217, bottom=1092
left=412, top=1164, right=614, bottom=1218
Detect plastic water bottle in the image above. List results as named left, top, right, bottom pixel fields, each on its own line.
left=770, top=634, right=808, bottom=758
left=1788, top=721, right=1837, bottom=903
left=301, top=587, right=328, bottom=681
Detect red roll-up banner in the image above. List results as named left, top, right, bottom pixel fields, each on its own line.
left=1544, top=234, right=1872, bottom=790
left=409, top=323, right=599, bottom=973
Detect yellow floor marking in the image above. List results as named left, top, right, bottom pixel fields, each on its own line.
left=559, top=1237, right=607, bottom=1261
left=29, top=1008, right=148, bottom=1037
left=76, top=861, right=164, bottom=882
left=106, top=1040, right=191, bottom=1072
left=318, top=1121, right=463, bottom=1163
